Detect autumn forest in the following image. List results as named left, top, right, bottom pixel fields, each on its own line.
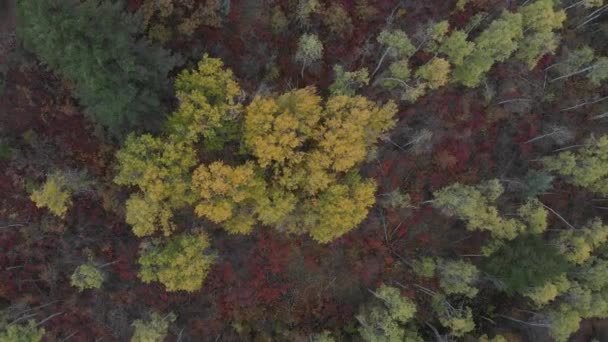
left=1, top=0, right=608, bottom=341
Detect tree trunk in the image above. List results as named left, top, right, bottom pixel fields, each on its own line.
left=550, top=65, right=596, bottom=82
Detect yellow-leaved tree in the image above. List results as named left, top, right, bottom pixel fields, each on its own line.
left=193, top=86, right=397, bottom=243
left=114, top=55, right=397, bottom=292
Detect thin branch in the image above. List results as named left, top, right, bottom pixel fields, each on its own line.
left=391, top=251, right=414, bottom=268
left=98, top=260, right=118, bottom=268
left=377, top=77, right=413, bottom=89
left=497, top=314, right=550, bottom=327
left=541, top=202, right=576, bottom=229
left=12, top=301, right=60, bottom=318
left=35, top=312, right=64, bottom=327
left=60, top=331, right=78, bottom=342
left=5, top=265, right=24, bottom=271
left=425, top=321, right=447, bottom=342
left=591, top=111, right=608, bottom=120
left=480, top=315, right=497, bottom=325
left=549, top=65, right=596, bottom=82
left=553, top=144, right=585, bottom=152
left=560, top=95, right=608, bottom=111
left=411, top=283, right=437, bottom=296
left=385, top=137, right=408, bottom=152
left=371, top=47, right=392, bottom=78
left=577, top=5, right=608, bottom=28
left=497, top=98, right=533, bottom=105
left=524, top=129, right=564, bottom=144
left=0, top=223, right=24, bottom=230
left=8, top=313, right=38, bottom=325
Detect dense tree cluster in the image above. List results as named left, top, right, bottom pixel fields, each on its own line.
left=130, top=312, right=176, bottom=342
left=368, top=0, right=567, bottom=101
left=6, top=0, right=608, bottom=340
left=0, top=320, right=45, bottom=342
left=17, top=0, right=179, bottom=136
left=356, top=286, right=420, bottom=341
left=30, top=171, right=91, bottom=218
left=544, top=134, right=608, bottom=195
left=138, top=233, right=215, bottom=292
left=432, top=179, right=548, bottom=243
left=70, top=264, right=104, bottom=292
left=117, top=57, right=396, bottom=248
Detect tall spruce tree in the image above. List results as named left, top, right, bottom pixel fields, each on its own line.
left=17, top=0, right=180, bottom=136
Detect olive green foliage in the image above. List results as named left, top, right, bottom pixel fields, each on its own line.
left=433, top=179, right=525, bottom=240
left=114, top=135, right=197, bottom=237
left=453, top=11, right=523, bottom=87
left=515, top=0, right=565, bottom=68
left=543, top=135, right=608, bottom=195
left=115, top=134, right=196, bottom=204
left=479, top=335, right=508, bottom=342
left=412, top=257, right=436, bottom=278
left=555, top=46, right=595, bottom=75
left=329, top=65, right=369, bottom=96
left=377, top=29, right=418, bottom=98
left=30, top=173, right=72, bottom=218
left=70, top=264, right=104, bottom=291
left=140, top=0, right=228, bottom=43
left=377, top=30, right=416, bottom=59
left=380, top=189, right=412, bottom=209
left=555, top=218, right=608, bottom=264
left=295, top=34, right=323, bottom=72
left=438, top=259, right=479, bottom=298
left=0, top=320, right=45, bottom=342
left=192, top=161, right=266, bottom=234
left=552, top=46, right=608, bottom=85
left=0, top=141, right=15, bottom=161
left=523, top=273, right=570, bottom=306
left=415, top=58, right=451, bottom=90
left=437, top=30, right=474, bottom=66
left=517, top=198, right=548, bottom=234
left=131, top=312, right=176, bottom=342
left=30, top=171, right=89, bottom=218
left=539, top=257, right=608, bottom=341
left=374, top=286, right=417, bottom=322
left=482, top=235, right=569, bottom=294
left=124, top=194, right=176, bottom=237
left=295, top=0, right=320, bottom=28
left=165, top=55, right=242, bottom=148
left=546, top=305, right=583, bottom=342
left=138, top=233, right=216, bottom=292
left=313, top=331, right=336, bottom=342
left=434, top=179, right=550, bottom=241
left=322, top=3, right=353, bottom=37
left=589, top=57, right=608, bottom=85
left=115, top=55, right=237, bottom=237
left=270, top=6, right=288, bottom=34
left=478, top=213, right=608, bottom=341
left=357, top=286, right=419, bottom=342
left=432, top=296, right=476, bottom=337
left=583, top=0, right=605, bottom=7
left=306, top=173, right=377, bottom=242
left=17, top=0, right=179, bottom=136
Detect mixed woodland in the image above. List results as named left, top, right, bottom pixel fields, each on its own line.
left=1, top=0, right=608, bottom=340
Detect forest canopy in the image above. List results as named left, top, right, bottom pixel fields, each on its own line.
left=2, top=0, right=608, bottom=341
